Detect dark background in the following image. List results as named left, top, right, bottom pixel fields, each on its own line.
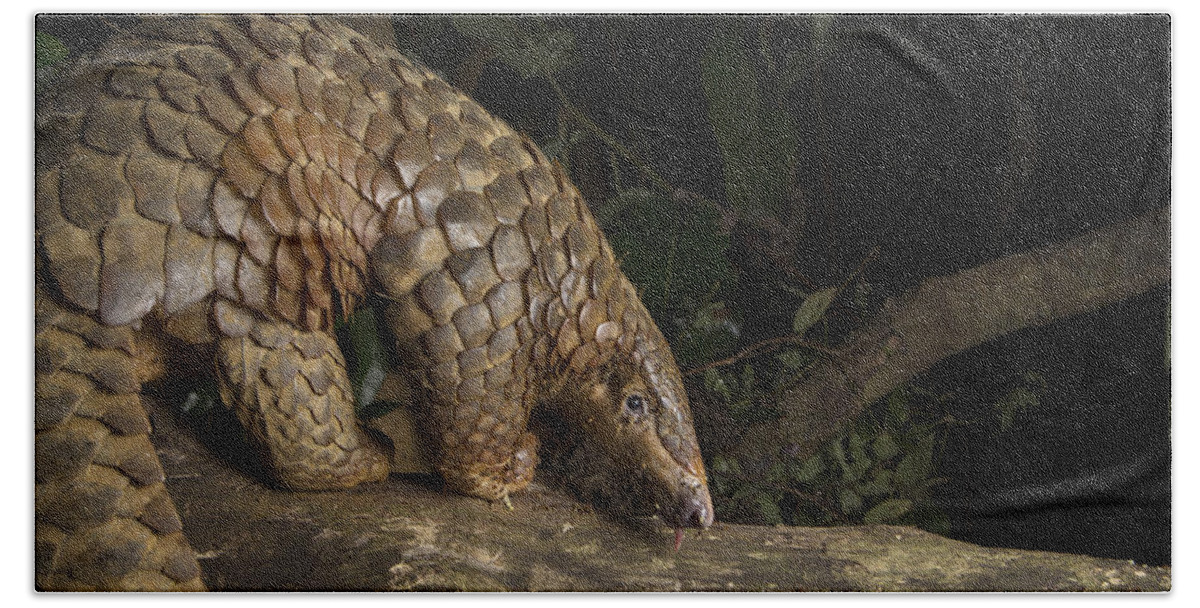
left=37, top=14, right=1171, bottom=565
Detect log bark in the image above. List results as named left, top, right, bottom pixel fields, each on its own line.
left=735, top=207, right=1170, bottom=463
left=150, top=398, right=1169, bottom=592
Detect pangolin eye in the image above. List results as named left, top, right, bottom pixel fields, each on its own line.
left=623, top=393, right=647, bottom=416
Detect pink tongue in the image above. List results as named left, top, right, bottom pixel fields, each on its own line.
left=673, top=528, right=684, bottom=551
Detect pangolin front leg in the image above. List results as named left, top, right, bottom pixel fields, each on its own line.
left=213, top=304, right=391, bottom=490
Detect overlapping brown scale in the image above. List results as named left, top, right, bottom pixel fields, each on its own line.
left=42, top=223, right=102, bottom=311
left=301, top=29, right=337, bottom=71
left=391, top=132, right=434, bottom=190
left=426, top=111, right=464, bottom=160
left=455, top=138, right=498, bottom=192
left=385, top=50, right=421, bottom=78
left=196, top=84, right=249, bottom=134
left=370, top=227, right=450, bottom=298
left=361, top=68, right=403, bottom=112
left=213, top=21, right=266, bottom=67
left=175, top=163, right=218, bottom=236
left=486, top=135, right=536, bottom=175
left=395, top=83, right=436, bottom=133
left=419, top=269, right=469, bottom=326
left=126, top=148, right=183, bottom=225
left=294, top=64, right=326, bottom=119
left=175, top=46, right=234, bottom=84
left=258, top=175, right=299, bottom=237
left=320, top=80, right=352, bottom=128
left=351, top=150, right=383, bottom=205
left=162, top=225, right=214, bottom=314
left=456, top=372, right=488, bottom=406
left=239, top=116, right=289, bottom=174
left=422, top=323, right=465, bottom=365
left=363, top=110, right=402, bottom=157
left=446, top=247, right=501, bottom=305
left=485, top=281, right=525, bottom=331
left=269, top=110, right=307, bottom=164
left=565, top=221, right=601, bottom=271
left=211, top=180, right=248, bottom=238
left=227, top=69, right=274, bottom=118
left=143, top=101, right=193, bottom=160
left=519, top=164, right=559, bottom=210
left=486, top=324, right=519, bottom=366
left=83, top=98, right=145, bottom=154
left=535, top=240, right=570, bottom=288
left=98, top=218, right=167, bottom=326
left=235, top=251, right=271, bottom=311
left=383, top=290, right=435, bottom=347
left=239, top=204, right=278, bottom=266
left=421, top=79, right=460, bottom=114
left=544, top=193, right=579, bottom=241
left=438, top=191, right=497, bottom=253
left=156, top=68, right=203, bottom=113
left=557, top=269, right=590, bottom=317
left=412, top=160, right=461, bottom=227
left=245, top=16, right=302, bottom=58
left=485, top=173, right=531, bottom=226
left=289, top=164, right=321, bottom=222
left=368, top=166, right=404, bottom=211
left=456, top=98, right=501, bottom=141
left=386, top=193, right=420, bottom=236
left=107, top=65, right=161, bottom=100
left=453, top=304, right=496, bottom=353
left=220, top=140, right=267, bottom=199
left=211, top=239, right=241, bottom=302
left=183, top=113, right=226, bottom=167
left=342, top=95, right=378, bottom=143
left=60, top=149, right=132, bottom=231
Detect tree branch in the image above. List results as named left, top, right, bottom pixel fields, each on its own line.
left=735, top=206, right=1170, bottom=462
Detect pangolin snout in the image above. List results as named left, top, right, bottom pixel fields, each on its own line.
left=661, top=481, right=714, bottom=529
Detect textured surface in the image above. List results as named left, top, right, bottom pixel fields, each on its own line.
left=145, top=399, right=1170, bottom=592
left=36, top=15, right=710, bottom=590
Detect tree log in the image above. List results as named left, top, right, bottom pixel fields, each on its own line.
left=735, top=206, right=1170, bottom=463
left=151, top=398, right=1169, bottom=592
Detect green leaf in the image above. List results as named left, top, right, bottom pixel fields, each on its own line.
left=872, top=432, right=900, bottom=462
left=838, top=488, right=863, bottom=516
left=863, top=498, right=913, bottom=524
left=339, top=307, right=388, bottom=414
left=703, top=368, right=734, bottom=402
left=792, top=287, right=838, bottom=338
left=796, top=454, right=824, bottom=483
left=756, top=493, right=784, bottom=525
left=776, top=348, right=814, bottom=371
left=996, top=386, right=1040, bottom=432
left=886, top=388, right=911, bottom=427
left=857, top=469, right=893, bottom=498
left=35, top=32, right=69, bottom=69
left=894, top=436, right=935, bottom=491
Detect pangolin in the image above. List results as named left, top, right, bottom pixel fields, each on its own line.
left=34, top=15, right=713, bottom=590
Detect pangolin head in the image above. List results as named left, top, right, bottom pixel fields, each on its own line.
left=574, top=320, right=714, bottom=533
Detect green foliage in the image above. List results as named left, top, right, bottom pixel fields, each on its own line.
left=993, top=371, right=1046, bottom=433
left=792, top=287, right=838, bottom=338
left=709, top=384, right=952, bottom=534
left=35, top=32, right=68, bottom=69
left=699, top=20, right=800, bottom=217
left=451, top=16, right=576, bottom=79
left=596, top=188, right=737, bottom=338
left=336, top=306, right=392, bottom=419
